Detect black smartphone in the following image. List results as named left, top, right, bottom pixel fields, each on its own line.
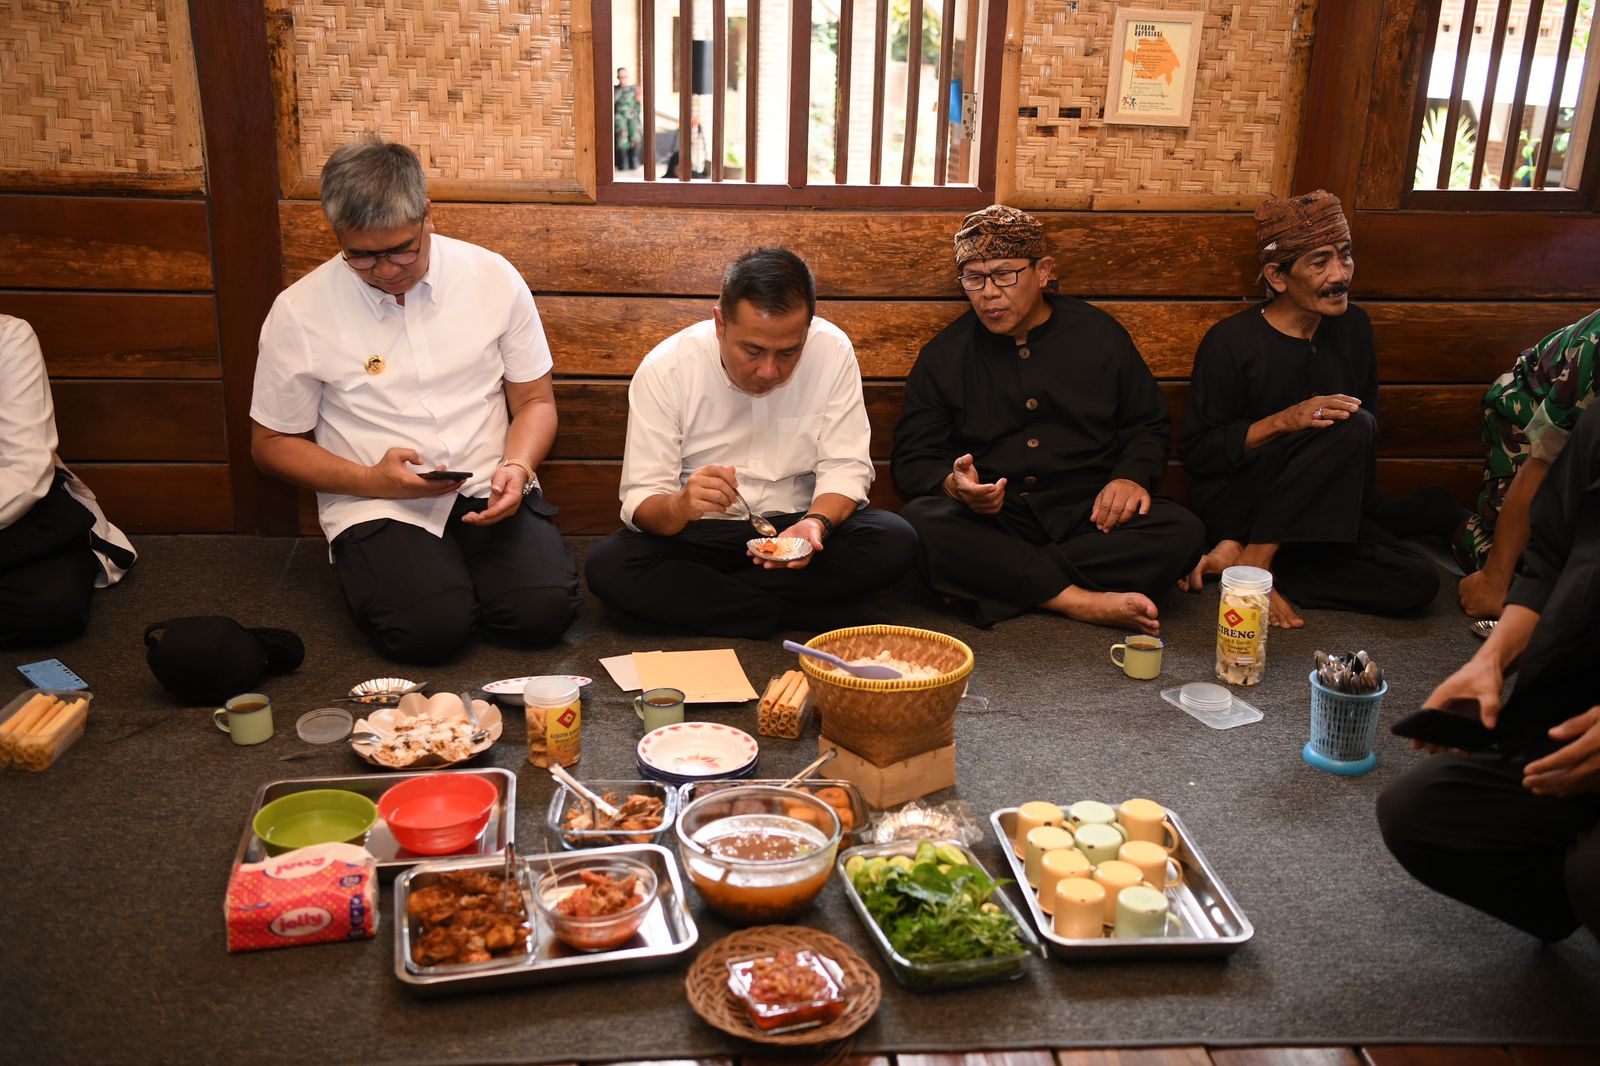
left=16, top=658, right=89, bottom=691
left=1390, top=704, right=1498, bottom=752
left=418, top=470, right=472, bottom=481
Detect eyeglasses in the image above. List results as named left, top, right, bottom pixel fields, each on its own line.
left=341, top=225, right=425, bottom=270
left=958, top=262, right=1033, bottom=291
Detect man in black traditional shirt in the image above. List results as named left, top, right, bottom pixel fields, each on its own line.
left=892, top=205, right=1204, bottom=633
left=1377, top=402, right=1600, bottom=943
left=1178, top=190, right=1438, bottom=628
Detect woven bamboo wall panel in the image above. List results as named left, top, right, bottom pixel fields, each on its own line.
left=273, top=0, right=580, bottom=198
left=0, top=0, right=204, bottom=192
left=1013, top=0, right=1313, bottom=206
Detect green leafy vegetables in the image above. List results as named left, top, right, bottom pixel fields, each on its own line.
left=847, top=843, right=1025, bottom=964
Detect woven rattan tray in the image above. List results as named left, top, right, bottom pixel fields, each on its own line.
left=685, top=926, right=881, bottom=1048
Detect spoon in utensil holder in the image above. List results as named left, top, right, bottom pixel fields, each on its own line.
left=733, top=487, right=778, bottom=538
left=782, top=640, right=904, bottom=680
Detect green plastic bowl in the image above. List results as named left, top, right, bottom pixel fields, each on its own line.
left=253, top=788, right=378, bottom=856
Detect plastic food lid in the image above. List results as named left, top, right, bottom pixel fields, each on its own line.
left=296, top=707, right=353, bottom=744
left=1179, top=682, right=1232, bottom=712
left=523, top=676, right=580, bottom=705
left=1219, top=565, right=1273, bottom=593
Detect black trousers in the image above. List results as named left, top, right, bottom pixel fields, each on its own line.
left=332, top=494, right=579, bottom=665
left=0, top=477, right=99, bottom=647
left=584, top=508, right=917, bottom=638
left=1195, top=411, right=1438, bottom=614
left=1377, top=754, right=1600, bottom=942
left=899, top=494, right=1205, bottom=627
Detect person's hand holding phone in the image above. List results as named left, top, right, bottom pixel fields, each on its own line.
left=368, top=448, right=464, bottom=499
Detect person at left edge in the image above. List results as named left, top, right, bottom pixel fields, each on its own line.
left=250, top=134, right=578, bottom=664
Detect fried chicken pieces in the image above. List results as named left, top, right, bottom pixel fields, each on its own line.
left=408, top=870, right=531, bottom=966
left=561, top=792, right=665, bottom=845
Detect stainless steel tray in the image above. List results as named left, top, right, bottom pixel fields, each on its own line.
left=835, top=838, right=1039, bottom=990
left=990, top=806, right=1253, bottom=958
left=231, top=768, right=516, bottom=877
left=545, top=778, right=679, bottom=850
left=678, top=778, right=871, bottom=843
left=394, top=843, right=699, bottom=995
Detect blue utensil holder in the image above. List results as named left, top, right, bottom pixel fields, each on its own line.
left=1303, top=670, right=1387, bottom=776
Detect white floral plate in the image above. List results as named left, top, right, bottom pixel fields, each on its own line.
left=637, top=721, right=759, bottom=779
left=352, top=692, right=502, bottom=769
left=481, top=675, right=594, bottom=706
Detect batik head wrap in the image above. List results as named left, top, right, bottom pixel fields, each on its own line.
left=954, top=204, right=1046, bottom=268
left=1254, top=189, right=1350, bottom=268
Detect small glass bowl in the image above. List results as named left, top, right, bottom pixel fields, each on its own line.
left=534, top=857, right=657, bottom=952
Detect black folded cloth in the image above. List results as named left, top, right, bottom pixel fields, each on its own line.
left=144, top=616, right=305, bottom=705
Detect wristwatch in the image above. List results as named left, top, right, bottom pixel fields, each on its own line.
left=498, top=458, right=540, bottom=497
left=801, top=512, right=834, bottom=540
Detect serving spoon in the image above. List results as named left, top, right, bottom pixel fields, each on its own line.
left=783, top=640, right=903, bottom=680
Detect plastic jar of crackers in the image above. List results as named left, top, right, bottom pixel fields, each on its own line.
left=524, top=676, right=581, bottom=767
left=1215, top=566, right=1272, bottom=686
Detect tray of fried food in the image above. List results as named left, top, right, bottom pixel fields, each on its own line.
left=546, top=778, right=679, bottom=849
left=394, top=844, right=700, bottom=995
left=405, top=862, right=536, bottom=973
left=0, top=689, right=92, bottom=771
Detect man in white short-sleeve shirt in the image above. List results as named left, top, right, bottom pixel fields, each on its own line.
left=584, top=247, right=916, bottom=637
left=251, top=135, right=577, bottom=663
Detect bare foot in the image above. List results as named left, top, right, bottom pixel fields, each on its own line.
left=1269, top=588, right=1304, bottom=629
left=1457, top=569, right=1506, bottom=619
left=1042, top=587, right=1160, bottom=636
left=1178, top=539, right=1244, bottom=592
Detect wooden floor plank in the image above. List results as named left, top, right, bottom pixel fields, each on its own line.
left=1212, top=1050, right=1361, bottom=1066
left=1360, top=1048, right=1514, bottom=1066
left=900, top=1053, right=1058, bottom=1066
left=742, top=1057, right=889, bottom=1066
left=1507, top=1049, right=1600, bottom=1066
left=1057, top=1050, right=1213, bottom=1066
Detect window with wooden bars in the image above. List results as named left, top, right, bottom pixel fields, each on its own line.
left=1406, top=0, right=1600, bottom=206
left=594, top=0, right=1006, bottom=206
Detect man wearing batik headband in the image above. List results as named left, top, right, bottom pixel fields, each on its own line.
left=892, top=205, right=1204, bottom=635
left=1177, top=189, right=1440, bottom=628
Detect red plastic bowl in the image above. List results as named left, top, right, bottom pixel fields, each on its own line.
left=378, top=773, right=498, bottom=855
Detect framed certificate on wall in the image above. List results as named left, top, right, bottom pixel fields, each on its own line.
left=1106, top=8, right=1205, bottom=127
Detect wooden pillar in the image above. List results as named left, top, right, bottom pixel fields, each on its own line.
left=188, top=0, right=299, bottom=534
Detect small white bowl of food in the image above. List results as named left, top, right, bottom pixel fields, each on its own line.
left=748, top=536, right=813, bottom=563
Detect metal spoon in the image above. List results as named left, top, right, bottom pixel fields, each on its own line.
left=733, top=486, right=778, bottom=537
left=549, top=764, right=621, bottom=820
left=460, top=690, right=491, bottom=745
left=781, top=748, right=838, bottom=788
left=782, top=640, right=903, bottom=680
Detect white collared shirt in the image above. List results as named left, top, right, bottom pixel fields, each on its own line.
left=619, top=317, right=874, bottom=530
left=251, top=234, right=553, bottom=544
left=0, top=315, right=135, bottom=585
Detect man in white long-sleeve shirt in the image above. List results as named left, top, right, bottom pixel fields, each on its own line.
left=585, top=248, right=916, bottom=637
left=0, top=315, right=135, bottom=646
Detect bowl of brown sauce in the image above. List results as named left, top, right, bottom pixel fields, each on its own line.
left=674, top=785, right=841, bottom=924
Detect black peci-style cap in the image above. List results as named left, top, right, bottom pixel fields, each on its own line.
left=144, top=616, right=305, bottom=704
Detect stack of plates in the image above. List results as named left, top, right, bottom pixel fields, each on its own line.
left=636, top=722, right=760, bottom=785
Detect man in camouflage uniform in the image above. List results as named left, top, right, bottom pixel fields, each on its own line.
left=614, top=68, right=643, bottom=172
left=1456, top=308, right=1599, bottom=619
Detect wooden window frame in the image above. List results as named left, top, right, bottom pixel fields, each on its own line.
left=1400, top=0, right=1600, bottom=210
left=591, top=0, right=1008, bottom=208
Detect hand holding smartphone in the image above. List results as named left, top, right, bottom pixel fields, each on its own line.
left=1390, top=699, right=1498, bottom=753
left=418, top=470, right=472, bottom=481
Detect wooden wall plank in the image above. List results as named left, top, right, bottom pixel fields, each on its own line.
left=1507, top=1048, right=1600, bottom=1066
left=52, top=382, right=228, bottom=462
left=281, top=202, right=1261, bottom=298
left=544, top=382, right=1485, bottom=461
left=500, top=456, right=1483, bottom=535
left=541, top=297, right=1582, bottom=384
left=0, top=292, right=219, bottom=378
left=0, top=195, right=213, bottom=291
left=900, top=1053, right=1057, bottom=1066
left=1354, top=212, right=1600, bottom=299
left=70, top=463, right=233, bottom=533
left=1360, top=1049, right=1514, bottom=1066
left=1292, top=1, right=1384, bottom=206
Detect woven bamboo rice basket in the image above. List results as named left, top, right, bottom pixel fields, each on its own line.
left=799, top=625, right=974, bottom=766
